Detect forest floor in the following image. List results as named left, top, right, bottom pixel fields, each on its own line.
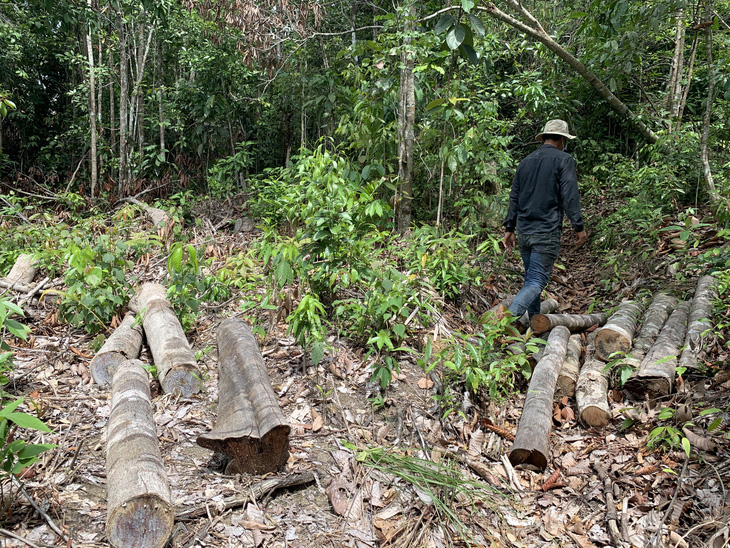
left=2, top=196, right=730, bottom=548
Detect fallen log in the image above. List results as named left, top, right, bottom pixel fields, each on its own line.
left=594, top=300, right=644, bottom=362
left=129, top=283, right=201, bottom=397
left=91, top=312, right=144, bottom=385
left=679, top=275, right=717, bottom=369
left=576, top=334, right=611, bottom=427
left=106, top=359, right=174, bottom=548
left=124, top=197, right=170, bottom=228
left=632, top=293, right=678, bottom=358
left=197, top=317, right=290, bottom=475
left=509, top=326, right=570, bottom=471
left=490, top=297, right=559, bottom=328
left=555, top=335, right=583, bottom=400
left=3, top=253, right=37, bottom=287
left=531, top=313, right=607, bottom=334
left=623, top=301, right=691, bottom=399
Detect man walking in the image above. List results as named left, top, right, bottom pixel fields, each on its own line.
left=502, top=119, right=587, bottom=321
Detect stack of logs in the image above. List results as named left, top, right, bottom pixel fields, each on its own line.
left=92, top=283, right=289, bottom=548
left=508, top=275, right=717, bottom=471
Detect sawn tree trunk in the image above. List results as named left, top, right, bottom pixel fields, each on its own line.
left=594, top=300, right=643, bottom=362
left=91, top=312, right=144, bottom=385
left=531, top=313, right=607, bottom=334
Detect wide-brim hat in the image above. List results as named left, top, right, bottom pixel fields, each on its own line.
left=535, top=119, right=576, bottom=141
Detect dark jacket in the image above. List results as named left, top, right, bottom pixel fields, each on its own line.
left=502, top=144, right=584, bottom=234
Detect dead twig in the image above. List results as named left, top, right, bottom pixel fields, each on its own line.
left=0, top=527, right=42, bottom=548
left=648, top=458, right=689, bottom=548
left=11, top=476, right=73, bottom=547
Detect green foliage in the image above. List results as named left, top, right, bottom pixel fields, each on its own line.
left=647, top=406, right=690, bottom=456
left=0, top=298, right=30, bottom=384
left=59, top=236, right=133, bottom=334
left=288, top=294, right=327, bottom=367
left=208, top=141, right=254, bottom=198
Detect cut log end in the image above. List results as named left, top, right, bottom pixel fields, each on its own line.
left=160, top=365, right=202, bottom=397
left=594, top=329, right=632, bottom=362
left=106, top=493, right=174, bottom=548
left=579, top=406, right=611, bottom=428
left=531, top=315, right=552, bottom=334
left=198, top=424, right=291, bottom=475
left=508, top=447, right=547, bottom=472
left=90, top=351, right=126, bottom=386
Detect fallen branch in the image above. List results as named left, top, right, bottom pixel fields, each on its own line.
left=632, top=293, right=678, bottom=358
left=90, top=311, right=143, bottom=385
left=679, top=275, right=717, bottom=369
left=594, top=301, right=643, bottom=362
left=531, top=313, right=607, bottom=334
left=176, top=471, right=315, bottom=520
left=576, top=334, right=611, bottom=427
left=11, top=476, right=73, bottom=547
left=555, top=334, right=582, bottom=400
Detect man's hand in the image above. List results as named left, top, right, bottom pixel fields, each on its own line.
left=503, top=231, right=516, bottom=250
left=574, top=230, right=587, bottom=248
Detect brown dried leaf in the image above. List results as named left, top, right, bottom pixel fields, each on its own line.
left=326, top=478, right=354, bottom=516
left=634, top=464, right=659, bottom=476
left=566, top=461, right=591, bottom=476
left=417, top=377, right=434, bottom=389
left=467, top=430, right=484, bottom=460
left=311, top=408, right=323, bottom=432
left=682, top=427, right=717, bottom=452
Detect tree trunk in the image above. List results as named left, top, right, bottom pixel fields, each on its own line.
left=675, top=31, right=699, bottom=131
left=91, top=312, right=144, bottom=385
left=106, top=359, right=174, bottom=548
left=666, top=9, right=686, bottom=120
left=85, top=3, right=98, bottom=198
left=594, top=300, right=643, bottom=362
left=555, top=334, right=582, bottom=400
left=129, top=283, right=201, bottom=397
left=3, top=253, right=36, bottom=287
left=396, top=2, right=415, bottom=234
left=699, top=0, right=720, bottom=202
left=632, top=293, right=677, bottom=358
left=679, top=275, right=717, bottom=369
left=480, top=2, right=659, bottom=144
left=624, top=301, right=690, bottom=399
left=110, top=46, right=117, bottom=156
left=118, top=13, right=130, bottom=196
left=197, top=318, right=290, bottom=475
left=509, top=326, right=569, bottom=471
left=576, top=333, right=611, bottom=427
left=531, top=313, right=607, bottom=334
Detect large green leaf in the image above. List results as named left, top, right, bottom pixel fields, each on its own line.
left=460, top=44, right=479, bottom=65
left=434, top=14, right=456, bottom=34
left=467, top=14, right=485, bottom=37
left=445, top=24, right=466, bottom=50
left=461, top=0, right=475, bottom=12
left=6, top=412, right=51, bottom=432
left=425, top=98, right=446, bottom=112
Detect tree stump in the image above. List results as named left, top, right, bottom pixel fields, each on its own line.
left=623, top=301, right=691, bottom=399
left=576, top=334, right=611, bottom=427
left=129, top=283, right=201, bottom=397
left=555, top=334, right=583, bottom=400
left=632, top=293, right=677, bottom=358
left=509, top=326, right=569, bottom=471
left=106, top=359, right=174, bottom=548
left=679, top=275, right=717, bottom=369
left=91, top=312, right=144, bottom=385
left=531, top=313, right=607, bottom=334
left=594, top=301, right=644, bottom=362
left=3, top=253, right=37, bottom=287
left=197, top=318, right=290, bottom=475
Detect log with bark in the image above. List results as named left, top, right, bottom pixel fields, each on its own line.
left=594, top=300, right=644, bottom=362
left=3, top=253, right=37, bottom=287
left=106, top=359, right=174, bottom=548
left=129, top=283, right=201, bottom=397
left=123, top=196, right=170, bottom=228
left=91, top=312, right=144, bottom=385
left=555, top=334, right=583, bottom=400
left=632, top=293, right=678, bottom=358
left=576, top=334, right=611, bottom=427
left=531, top=313, right=607, bottom=334
left=509, top=326, right=570, bottom=471
left=197, top=317, right=290, bottom=475
left=679, top=275, right=717, bottom=369
left=623, top=301, right=691, bottom=399
left=490, top=297, right=559, bottom=328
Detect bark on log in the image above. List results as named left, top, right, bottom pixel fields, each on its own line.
left=197, top=317, right=290, bottom=475
left=124, top=197, right=170, bottom=228
left=129, top=283, right=201, bottom=396
left=632, top=293, right=678, bottom=358
left=106, top=359, right=174, bottom=548
left=4, top=253, right=36, bottom=287
left=679, top=275, right=717, bottom=369
left=91, top=312, right=144, bottom=385
left=509, top=326, right=570, bottom=471
left=490, top=297, right=558, bottom=328
left=576, top=334, right=611, bottom=427
left=623, top=301, right=691, bottom=399
left=555, top=335, right=583, bottom=400
left=531, top=313, right=607, bottom=334
left=594, top=301, right=644, bottom=362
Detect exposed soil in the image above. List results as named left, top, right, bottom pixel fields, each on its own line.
left=2, top=199, right=729, bottom=548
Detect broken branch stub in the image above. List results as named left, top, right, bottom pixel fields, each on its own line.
left=509, top=326, right=570, bottom=471
left=679, top=275, right=717, bottom=369
left=197, top=317, right=290, bottom=475
left=531, top=313, right=607, bottom=334
left=129, top=282, right=201, bottom=397
left=594, top=300, right=644, bottom=362
left=106, top=359, right=174, bottom=548
left=90, top=312, right=143, bottom=385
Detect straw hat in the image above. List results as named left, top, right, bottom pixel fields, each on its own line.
left=535, top=119, right=576, bottom=141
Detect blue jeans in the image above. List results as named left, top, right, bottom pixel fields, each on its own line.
left=508, top=230, right=561, bottom=319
